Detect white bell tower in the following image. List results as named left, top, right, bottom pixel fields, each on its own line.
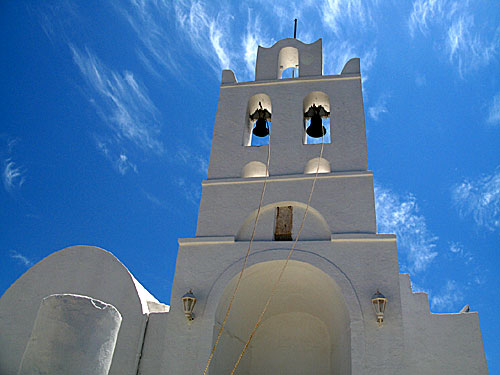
left=0, top=37, right=489, bottom=375
left=161, top=38, right=488, bottom=375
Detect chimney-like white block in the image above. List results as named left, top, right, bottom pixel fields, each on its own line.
left=18, top=294, right=122, bottom=375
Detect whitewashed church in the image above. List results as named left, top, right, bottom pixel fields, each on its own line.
left=0, top=37, right=489, bottom=375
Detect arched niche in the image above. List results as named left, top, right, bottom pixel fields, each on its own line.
left=243, top=93, right=272, bottom=147
left=304, top=157, right=331, bottom=174
left=241, top=161, right=269, bottom=178
left=278, top=46, right=299, bottom=79
left=210, top=260, right=351, bottom=375
left=303, top=91, right=332, bottom=144
left=236, top=201, right=331, bottom=241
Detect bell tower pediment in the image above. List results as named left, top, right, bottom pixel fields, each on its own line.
left=255, top=38, right=323, bottom=81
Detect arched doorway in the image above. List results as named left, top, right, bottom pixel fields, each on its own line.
left=210, top=260, right=351, bottom=375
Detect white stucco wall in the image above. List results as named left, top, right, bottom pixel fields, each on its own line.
left=197, top=171, right=377, bottom=237
left=399, top=274, right=489, bottom=374
left=159, top=235, right=405, bottom=375
left=255, top=38, right=323, bottom=80
left=0, top=246, right=164, bottom=375
left=211, top=260, right=351, bottom=375
left=18, top=294, right=122, bottom=375
left=209, top=73, right=368, bottom=180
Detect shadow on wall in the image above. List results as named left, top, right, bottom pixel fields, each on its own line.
left=210, top=260, right=351, bottom=375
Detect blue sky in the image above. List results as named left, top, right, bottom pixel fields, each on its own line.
left=1, top=0, right=499, bottom=370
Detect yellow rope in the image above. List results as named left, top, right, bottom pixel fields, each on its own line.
left=202, top=132, right=272, bottom=375
left=229, top=136, right=325, bottom=375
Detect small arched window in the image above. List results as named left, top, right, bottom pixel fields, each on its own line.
left=303, top=91, right=332, bottom=144
left=278, top=47, right=299, bottom=79
left=243, top=93, right=272, bottom=147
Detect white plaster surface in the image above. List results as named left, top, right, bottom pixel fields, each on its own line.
left=162, top=238, right=405, bottom=375
left=211, top=260, right=351, bottom=375
left=399, top=274, right=489, bottom=374
left=197, top=172, right=377, bottom=237
left=18, top=294, right=122, bottom=375
left=207, top=76, right=368, bottom=179
left=0, top=246, right=163, bottom=375
left=255, top=38, right=323, bottom=80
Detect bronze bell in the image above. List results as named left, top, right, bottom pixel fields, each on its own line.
left=305, top=104, right=329, bottom=138
left=250, top=102, right=271, bottom=138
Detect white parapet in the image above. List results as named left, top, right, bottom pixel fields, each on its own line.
left=18, top=294, right=122, bottom=375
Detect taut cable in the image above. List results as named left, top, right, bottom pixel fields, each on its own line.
left=202, top=133, right=272, bottom=375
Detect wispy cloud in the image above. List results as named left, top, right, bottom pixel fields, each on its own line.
left=409, top=0, right=499, bottom=76
left=110, top=0, right=381, bottom=83
left=71, top=45, right=163, bottom=154
left=176, top=146, right=209, bottom=176
left=117, top=154, right=138, bottom=175
left=448, top=241, right=473, bottom=264
left=324, top=41, right=377, bottom=78
left=408, top=0, right=445, bottom=37
left=2, top=138, right=26, bottom=193
left=368, top=94, right=389, bottom=121
left=321, top=0, right=370, bottom=37
left=113, top=0, right=183, bottom=78
left=242, top=12, right=274, bottom=79
left=9, top=250, right=34, bottom=267
left=430, top=279, right=464, bottom=311
left=446, top=15, right=497, bottom=77
left=173, top=0, right=232, bottom=72
left=452, top=167, right=500, bottom=231
left=174, top=177, right=201, bottom=205
left=94, top=137, right=138, bottom=176
left=2, top=159, right=26, bottom=193
left=487, top=93, right=500, bottom=126
left=375, top=184, right=438, bottom=272
left=143, top=190, right=169, bottom=209
left=70, top=45, right=164, bottom=173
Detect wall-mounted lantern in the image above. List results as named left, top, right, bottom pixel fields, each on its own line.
left=182, top=289, right=197, bottom=321
left=371, top=290, right=387, bottom=327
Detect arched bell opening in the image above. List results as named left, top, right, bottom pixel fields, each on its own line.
left=210, top=260, right=351, bottom=375
left=278, top=46, right=299, bottom=79
left=236, top=201, right=331, bottom=241
left=304, top=157, right=331, bottom=174
left=243, top=93, right=272, bottom=147
left=303, top=91, right=332, bottom=144
left=241, top=161, right=269, bottom=178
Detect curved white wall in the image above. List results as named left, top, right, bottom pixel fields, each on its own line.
left=18, top=294, right=122, bottom=375
left=0, top=246, right=158, bottom=375
left=236, top=201, right=331, bottom=241
left=211, top=260, right=351, bottom=375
